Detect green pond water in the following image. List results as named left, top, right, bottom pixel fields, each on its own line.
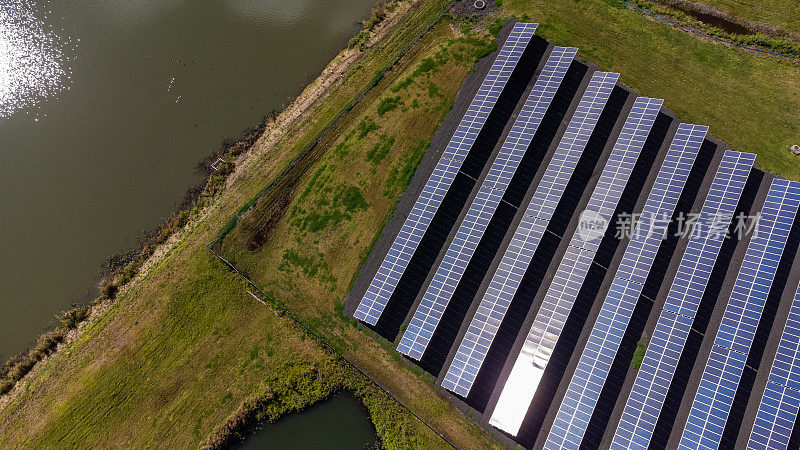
left=237, top=394, right=377, bottom=449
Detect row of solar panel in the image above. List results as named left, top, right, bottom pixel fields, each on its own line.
left=354, top=23, right=800, bottom=449
left=353, top=22, right=540, bottom=325
left=544, top=123, right=713, bottom=449
left=396, top=45, right=579, bottom=360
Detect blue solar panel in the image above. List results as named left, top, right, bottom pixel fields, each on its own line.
left=612, top=151, right=755, bottom=449
left=679, top=179, right=800, bottom=450
left=748, top=382, right=800, bottom=449
left=768, top=291, right=800, bottom=393
left=545, top=123, right=708, bottom=449
left=440, top=71, right=621, bottom=395
left=747, top=254, right=800, bottom=448
left=354, top=23, right=538, bottom=325
left=615, top=311, right=694, bottom=448
left=396, top=46, right=577, bottom=359
left=490, top=97, right=664, bottom=436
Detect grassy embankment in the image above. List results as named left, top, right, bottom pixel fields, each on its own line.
left=1, top=0, right=799, bottom=448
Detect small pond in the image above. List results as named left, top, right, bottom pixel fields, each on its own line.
left=237, top=394, right=377, bottom=449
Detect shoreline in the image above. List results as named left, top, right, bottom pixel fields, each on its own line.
left=0, top=0, right=405, bottom=406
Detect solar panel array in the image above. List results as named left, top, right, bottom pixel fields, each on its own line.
left=679, top=179, right=800, bottom=450
left=612, top=150, right=756, bottom=449
left=545, top=123, right=708, bottom=449
left=353, top=23, right=539, bottom=325
left=748, top=382, right=800, bottom=449
left=489, top=97, right=664, bottom=436
left=748, top=280, right=800, bottom=449
left=439, top=71, right=621, bottom=396
left=397, top=46, right=578, bottom=359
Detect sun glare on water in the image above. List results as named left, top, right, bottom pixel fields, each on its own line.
left=0, top=0, right=75, bottom=121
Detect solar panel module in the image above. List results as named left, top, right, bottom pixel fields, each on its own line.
left=441, top=71, right=621, bottom=398
left=612, top=151, right=757, bottom=449
left=489, top=97, right=664, bottom=436
left=545, top=123, right=708, bottom=449
left=747, top=277, right=800, bottom=449
left=678, top=179, right=800, bottom=450
left=397, top=46, right=578, bottom=360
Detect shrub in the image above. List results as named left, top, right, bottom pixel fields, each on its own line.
left=0, top=379, right=13, bottom=395
left=98, top=277, right=119, bottom=300
left=59, top=305, right=90, bottom=330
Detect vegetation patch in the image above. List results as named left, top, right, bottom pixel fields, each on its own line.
left=367, top=134, right=396, bottom=165
left=357, top=115, right=380, bottom=138
left=384, top=140, right=429, bottom=198
left=377, top=95, right=403, bottom=116
left=625, top=0, right=800, bottom=57
left=632, top=337, right=648, bottom=370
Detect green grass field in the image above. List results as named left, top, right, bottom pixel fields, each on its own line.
left=508, top=0, right=800, bottom=179
left=1, top=0, right=799, bottom=447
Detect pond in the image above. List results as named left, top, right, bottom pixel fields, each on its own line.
left=236, top=394, right=377, bottom=449
left=0, top=0, right=378, bottom=359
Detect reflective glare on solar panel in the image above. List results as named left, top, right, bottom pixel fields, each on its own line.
left=612, top=151, right=755, bottom=450
left=353, top=23, right=538, bottom=325
left=679, top=179, right=800, bottom=450
left=441, top=71, right=620, bottom=396
left=748, top=276, right=800, bottom=449
left=397, top=46, right=577, bottom=359
left=545, top=123, right=708, bottom=449
left=490, top=97, right=664, bottom=436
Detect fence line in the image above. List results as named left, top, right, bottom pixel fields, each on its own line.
left=205, top=244, right=457, bottom=449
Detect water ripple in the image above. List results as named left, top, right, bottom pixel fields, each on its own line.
left=0, top=0, right=76, bottom=120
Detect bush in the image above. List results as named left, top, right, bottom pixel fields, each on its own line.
left=0, top=379, right=13, bottom=395
left=98, top=277, right=119, bottom=300
left=36, top=330, right=64, bottom=354
left=364, top=2, right=387, bottom=31
left=59, top=305, right=90, bottom=330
